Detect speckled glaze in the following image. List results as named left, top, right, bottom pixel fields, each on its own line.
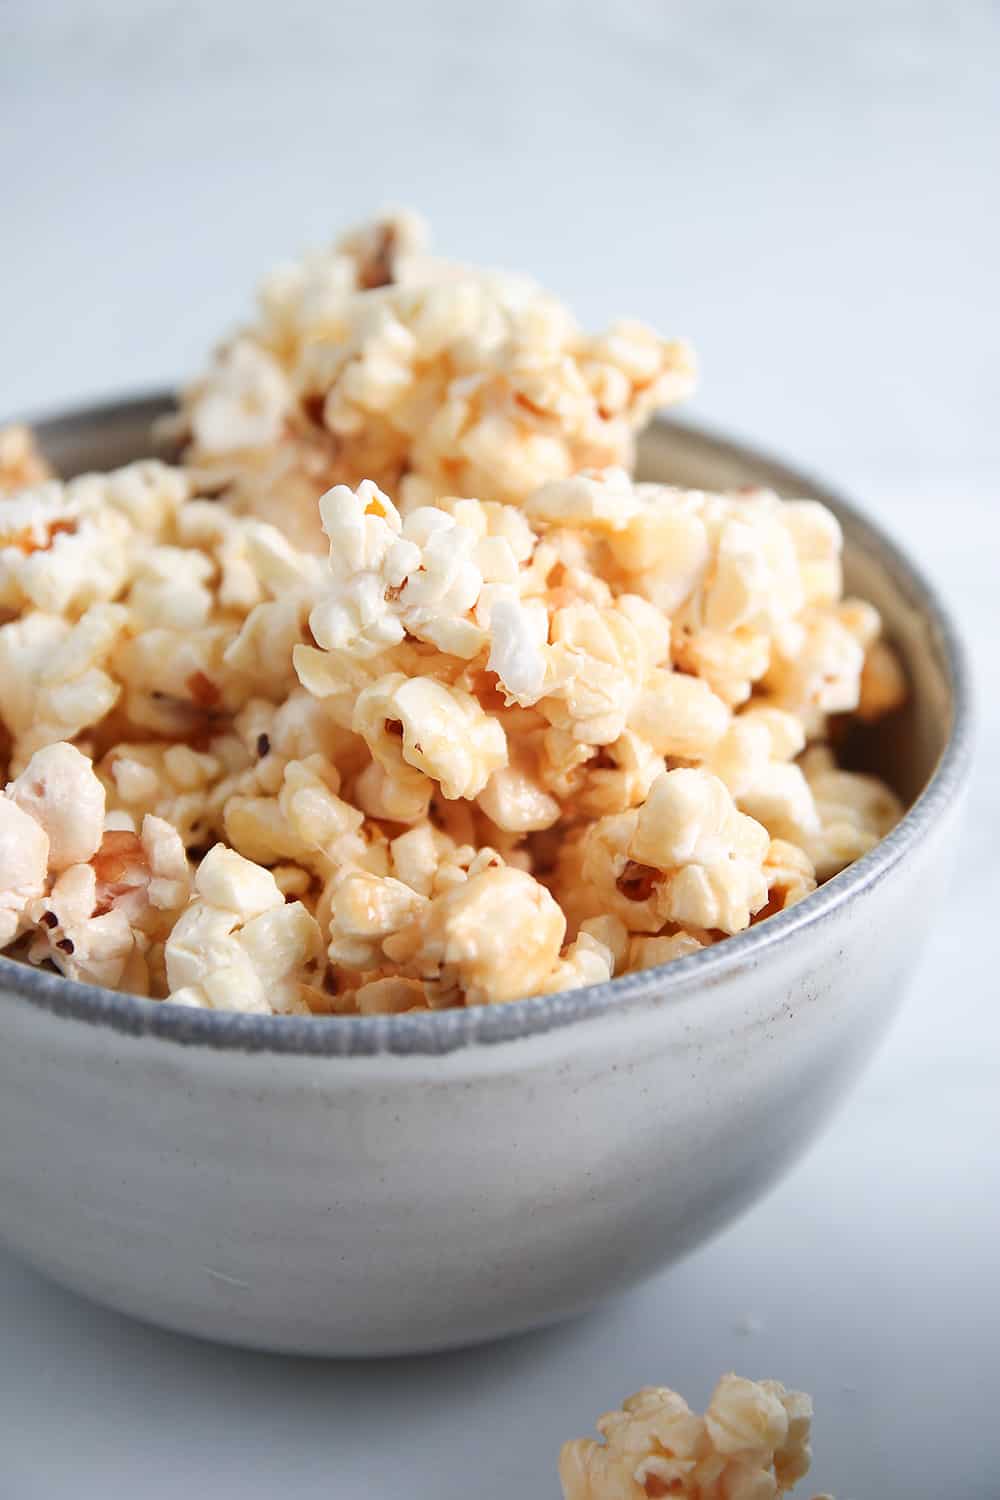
left=0, top=398, right=973, bottom=1354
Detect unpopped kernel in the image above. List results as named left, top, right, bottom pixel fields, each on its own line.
left=0, top=214, right=906, bottom=1014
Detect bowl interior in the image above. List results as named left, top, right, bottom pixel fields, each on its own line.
left=31, top=392, right=951, bottom=810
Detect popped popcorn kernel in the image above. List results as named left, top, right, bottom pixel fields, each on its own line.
left=0, top=797, right=49, bottom=947
left=7, top=741, right=105, bottom=870
left=857, top=638, right=908, bottom=722
left=383, top=863, right=567, bottom=1006
left=354, top=672, right=507, bottom=801
left=559, top=1375, right=822, bottom=1500
left=0, top=424, right=52, bottom=496
left=627, top=768, right=770, bottom=934
left=800, top=745, right=904, bottom=880
left=165, top=844, right=321, bottom=1013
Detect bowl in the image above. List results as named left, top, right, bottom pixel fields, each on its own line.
left=0, top=394, right=973, bottom=1355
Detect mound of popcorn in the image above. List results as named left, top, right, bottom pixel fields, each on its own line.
left=0, top=424, right=52, bottom=497
left=559, top=1374, right=831, bottom=1500
left=0, top=213, right=906, bottom=1014
left=179, top=209, right=697, bottom=550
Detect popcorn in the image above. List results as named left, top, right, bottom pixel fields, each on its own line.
left=0, top=480, right=131, bottom=616
left=630, top=769, right=770, bottom=933
left=27, top=818, right=189, bottom=992
left=763, top=609, right=866, bottom=732
left=607, top=485, right=712, bottom=610
left=760, top=839, right=818, bottom=914
left=524, top=467, right=640, bottom=532
left=0, top=606, right=127, bottom=770
left=353, top=672, right=507, bottom=802
left=6, top=741, right=105, bottom=870
left=382, top=862, right=567, bottom=1006
left=32, top=863, right=137, bottom=990
left=541, top=599, right=657, bottom=746
left=573, top=731, right=664, bottom=819
left=309, top=483, right=492, bottom=660
left=0, top=463, right=189, bottom=619
left=627, top=929, right=707, bottom=971
left=737, top=763, right=822, bottom=848
left=705, top=707, right=806, bottom=798
left=0, top=424, right=52, bottom=496
left=165, top=844, right=321, bottom=1013
left=570, top=770, right=769, bottom=938
left=559, top=1375, right=822, bottom=1500
left=180, top=220, right=696, bottom=548
left=536, top=918, right=619, bottom=995
left=477, top=762, right=561, bottom=832
left=0, top=743, right=192, bottom=991
left=628, top=668, right=730, bottom=758
left=0, top=215, right=907, bottom=1017
left=857, top=638, right=908, bottom=721
left=327, top=869, right=428, bottom=971
left=187, top=339, right=292, bottom=454
left=0, top=797, right=49, bottom=947
left=224, top=755, right=367, bottom=874
left=800, top=745, right=903, bottom=880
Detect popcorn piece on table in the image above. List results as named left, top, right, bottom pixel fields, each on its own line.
left=559, top=1374, right=824, bottom=1500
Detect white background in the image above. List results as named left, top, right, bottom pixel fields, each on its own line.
left=1, top=4, right=998, bottom=1496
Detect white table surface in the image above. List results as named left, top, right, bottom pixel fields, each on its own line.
left=1, top=5, right=998, bottom=1497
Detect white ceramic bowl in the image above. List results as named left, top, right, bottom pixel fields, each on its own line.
left=0, top=397, right=973, bottom=1355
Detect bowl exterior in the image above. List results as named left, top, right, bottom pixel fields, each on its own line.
left=0, top=780, right=961, bottom=1355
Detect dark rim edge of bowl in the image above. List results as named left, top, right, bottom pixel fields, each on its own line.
left=0, top=394, right=975, bottom=1057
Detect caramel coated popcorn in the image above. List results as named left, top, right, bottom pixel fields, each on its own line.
left=180, top=211, right=696, bottom=549
left=0, top=214, right=906, bottom=1014
left=0, top=424, right=52, bottom=497
left=560, top=1375, right=830, bottom=1500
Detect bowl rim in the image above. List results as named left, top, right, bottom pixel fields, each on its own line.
left=0, top=392, right=975, bottom=1056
